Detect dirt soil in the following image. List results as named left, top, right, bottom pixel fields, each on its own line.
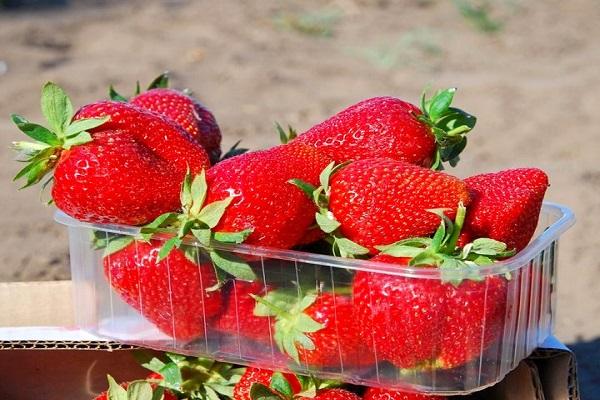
left=0, top=0, right=599, bottom=395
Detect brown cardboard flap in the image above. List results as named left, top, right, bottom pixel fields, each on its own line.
left=0, top=281, right=73, bottom=327
left=471, top=361, right=544, bottom=400
left=530, top=338, right=580, bottom=400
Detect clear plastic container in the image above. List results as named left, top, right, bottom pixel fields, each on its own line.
left=57, top=202, right=574, bottom=395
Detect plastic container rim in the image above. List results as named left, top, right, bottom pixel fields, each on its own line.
left=55, top=202, right=575, bottom=279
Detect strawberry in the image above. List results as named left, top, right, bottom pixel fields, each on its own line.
left=216, top=280, right=275, bottom=343
left=296, top=89, right=476, bottom=169
left=300, top=389, right=361, bottom=400
left=11, top=83, right=210, bottom=225
left=102, top=239, right=222, bottom=341
left=293, top=159, right=470, bottom=257
left=253, top=290, right=375, bottom=368
left=354, top=204, right=512, bottom=369
left=205, top=142, right=332, bottom=249
left=364, top=387, right=446, bottom=400
left=94, top=375, right=177, bottom=400
left=464, top=168, right=549, bottom=251
left=234, top=368, right=302, bottom=400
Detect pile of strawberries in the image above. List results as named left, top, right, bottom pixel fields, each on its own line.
left=12, top=74, right=549, bottom=396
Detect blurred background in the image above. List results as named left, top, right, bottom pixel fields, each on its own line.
left=1, top=0, right=598, bottom=395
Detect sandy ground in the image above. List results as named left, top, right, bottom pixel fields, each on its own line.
left=1, top=0, right=599, bottom=395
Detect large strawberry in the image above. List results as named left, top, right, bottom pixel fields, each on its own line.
left=253, top=290, right=375, bottom=368
left=354, top=204, right=513, bottom=369
left=111, top=73, right=222, bottom=164
left=234, top=368, right=302, bottom=400
left=296, top=89, right=476, bottom=169
left=94, top=375, right=177, bottom=400
left=464, top=168, right=549, bottom=252
left=204, top=142, right=332, bottom=249
left=102, top=238, right=222, bottom=341
left=293, top=159, right=470, bottom=257
left=11, top=83, right=210, bottom=225
left=364, top=387, right=446, bottom=400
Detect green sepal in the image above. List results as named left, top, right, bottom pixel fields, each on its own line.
left=65, top=116, right=109, bottom=137
left=288, top=179, right=317, bottom=199
left=109, top=85, right=129, bottom=102
left=276, top=122, right=298, bottom=144
left=315, top=211, right=340, bottom=234
left=209, top=250, right=256, bottom=281
left=63, top=131, right=92, bottom=149
left=157, top=237, right=183, bottom=261
left=219, top=140, right=249, bottom=162
left=41, top=81, right=73, bottom=135
left=103, top=236, right=135, bottom=257
left=213, top=229, right=253, bottom=244
left=126, top=381, right=154, bottom=400
left=11, top=114, right=60, bottom=146
left=250, top=383, right=286, bottom=400
left=147, top=72, right=170, bottom=90
left=333, top=237, right=369, bottom=258
left=269, top=372, right=294, bottom=398
left=107, top=375, right=128, bottom=400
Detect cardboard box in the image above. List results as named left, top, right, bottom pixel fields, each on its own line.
left=0, top=281, right=580, bottom=400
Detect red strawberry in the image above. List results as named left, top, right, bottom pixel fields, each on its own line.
left=216, top=280, right=275, bottom=343
left=103, top=239, right=222, bottom=341
left=11, top=83, right=210, bottom=225
left=234, top=367, right=302, bottom=400
left=296, top=89, right=476, bottom=169
left=206, top=142, right=332, bottom=249
left=254, top=290, right=375, bottom=368
left=132, top=87, right=222, bottom=164
left=364, top=387, right=447, bottom=400
left=354, top=204, right=511, bottom=369
left=296, top=159, right=470, bottom=257
left=298, top=389, right=361, bottom=400
left=464, top=168, right=549, bottom=251
left=94, top=375, right=177, bottom=400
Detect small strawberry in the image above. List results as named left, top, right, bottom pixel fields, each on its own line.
left=93, top=375, right=177, bottom=400
left=354, top=203, right=513, bottom=369
left=296, top=89, right=476, bottom=169
left=464, top=168, right=549, bottom=251
left=111, top=73, right=222, bottom=164
left=292, top=159, right=470, bottom=257
left=253, top=290, right=375, bottom=368
left=234, top=368, right=302, bottom=400
left=216, top=280, right=275, bottom=343
left=205, top=142, right=332, bottom=249
left=364, top=387, right=446, bottom=400
left=101, top=239, right=222, bottom=341
left=11, top=83, right=210, bottom=225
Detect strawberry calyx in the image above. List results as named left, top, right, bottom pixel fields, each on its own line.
left=139, top=352, right=245, bottom=400
left=417, top=87, right=477, bottom=170
left=290, top=162, right=370, bottom=259
left=375, top=202, right=515, bottom=285
left=11, top=82, right=108, bottom=190
left=218, top=140, right=249, bottom=162
left=104, top=374, right=169, bottom=400
left=252, top=290, right=325, bottom=364
left=276, top=122, right=298, bottom=144
left=250, top=371, right=341, bottom=400
left=140, top=169, right=257, bottom=287
left=109, top=72, right=170, bottom=102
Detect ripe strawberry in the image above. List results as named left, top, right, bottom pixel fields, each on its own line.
left=11, top=83, right=210, bottom=225
left=299, top=389, right=361, bottom=400
left=94, top=375, right=177, bottom=400
left=296, top=89, right=476, bottom=169
left=102, top=239, right=222, bottom=341
left=294, top=159, right=470, bottom=257
left=354, top=204, right=512, bottom=369
left=234, top=368, right=302, bottom=400
left=206, top=142, right=332, bottom=249
left=364, top=387, right=446, bottom=400
left=464, top=168, right=549, bottom=251
left=254, top=290, right=375, bottom=368
left=216, top=280, right=275, bottom=343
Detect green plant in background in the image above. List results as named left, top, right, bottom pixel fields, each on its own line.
left=274, top=9, right=341, bottom=37
left=453, top=0, right=503, bottom=33
left=349, top=28, right=442, bottom=70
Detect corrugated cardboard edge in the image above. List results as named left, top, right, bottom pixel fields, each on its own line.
left=531, top=337, right=580, bottom=400
left=0, top=340, right=138, bottom=351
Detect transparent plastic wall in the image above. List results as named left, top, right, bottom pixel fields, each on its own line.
left=62, top=203, right=574, bottom=395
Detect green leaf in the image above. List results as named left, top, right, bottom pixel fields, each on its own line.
left=270, top=373, right=293, bottom=398
left=470, top=238, right=508, bottom=255
left=109, top=85, right=129, bottom=102
left=210, top=250, right=256, bottom=280
left=11, top=114, right=61, bottom=145
left=315, top=211, right=340, bottom=234
left=214, top=229, right=253, bottom=244
left=141, top=357, right=166, bottom=374
left=190, top=170, right=208, bottom=215
left=63, top=131, right=92, bottom=149
left=104, top=236, right=135, bottom=256
left=107, top=375, right=128, bottom=400
left=180, top=170, right=193, bottom=212
left=158, top=361, right=183, bottom=391
left=157, top=237, right=182, bottom=261
left=198, top=197, right=233, bottom=228
left=205, top=385, right=221, bottom=400
left=147, top=72, right=169, bottom=90
left=319, top=161, right=337, bottom=193
left=409, top=250, right=440, bottom=267
left=150, top=387, right=165, bottom=400
left=378, top=244, right=424, bottom=258
left=428, top=88, right=456, bottom=121
left=219, top=140, right=249, bottom=161
left=192, top=228, right=212, bottom=246
left=335, top=237, right=369, bottom=257
left=250, top=383, right=285, bottom=400
left=141, top=212, right=180, bottom=241
left=127, top=381, right=154, bottom=400
left=11, top=140, right=50, bottom=160
left=288, top=178, right=317, bottom=201
left=41, top=82, right=73, bottom=135
left=295, top=313, right=324, bottom=333
left=65, top=116, right=109, bottom=136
